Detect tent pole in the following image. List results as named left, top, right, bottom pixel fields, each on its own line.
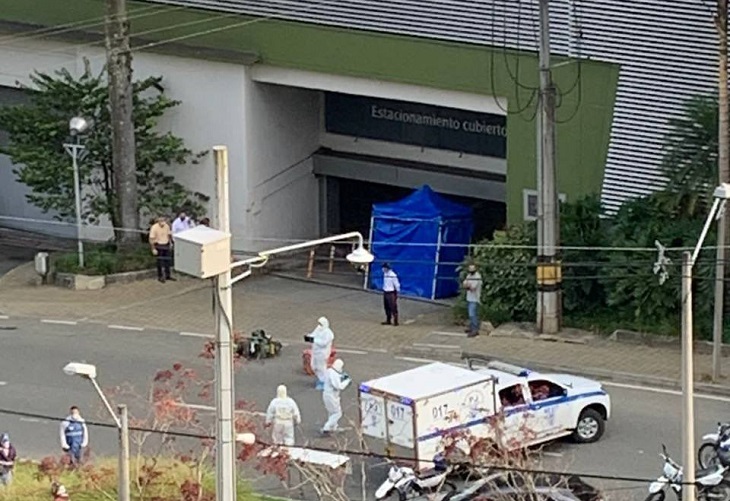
left=363, top=215, right=375, bottom=290
left=432, top=219, right=443, bottom=300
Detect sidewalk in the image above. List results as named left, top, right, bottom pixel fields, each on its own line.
left=1, top=261, right=729, bottom=393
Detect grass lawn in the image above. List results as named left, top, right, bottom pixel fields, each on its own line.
left=3, top=458, right=257, bottom=501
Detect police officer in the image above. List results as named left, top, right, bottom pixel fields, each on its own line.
left=60, top=406, right=88, bottom=465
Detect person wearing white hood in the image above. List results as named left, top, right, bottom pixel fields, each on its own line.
left=307, top=317, right=334, bottom=390
left=321, top=359, right=351, bottom=434
left=265, top=385, right=301, bottom=446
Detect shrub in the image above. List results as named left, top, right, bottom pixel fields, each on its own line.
left=53, top=244, right=155, bottom=276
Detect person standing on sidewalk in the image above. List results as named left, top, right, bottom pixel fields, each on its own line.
left=149, top=216, right=176, bottom=283
left=381, top=263, right=400, bottom=326
left=60, top=406, right=88, bottom=466
left=463, top=263, right=483, bottom=337
left=0, top=433, right=16, bottom=487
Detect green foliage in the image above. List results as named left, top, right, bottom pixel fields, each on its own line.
left=463, top=223, right=537, bottom=325
left=661, top=94, right=718, bottom=211
left=53, top=243, right=155, bottom=275
left=0, top=60, right=208, bottom=232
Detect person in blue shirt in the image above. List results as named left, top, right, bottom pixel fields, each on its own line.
left=60, top=406, right=88, bottom=465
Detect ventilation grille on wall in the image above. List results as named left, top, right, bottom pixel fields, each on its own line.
left=145, top=0, right=721, bottom=213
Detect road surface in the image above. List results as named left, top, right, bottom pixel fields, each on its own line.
left=0, top=315, right=723, bottom=500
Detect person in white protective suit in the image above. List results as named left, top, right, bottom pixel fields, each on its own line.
left=309, top=317, right=334, bottom=390
left=321, top=359, right=351, bottom=434
left=265, top=385, right=301, bottom=446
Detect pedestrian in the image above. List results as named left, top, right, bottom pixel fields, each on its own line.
left=171, top=210, right=194, bottom=235
left=462, top=263, right=483, bottom=337
left=381, top=263, right=400, bottom=326
left=321, top=359, right=351, bottom=434
left=198, top=217, right=210, bottom=227
left=265, top=384, right=301, bottom=446
left=0, top=433, right=16, bottom=487
left=60, top=406, right=88, bottom=466
left=148, top=216, right=175, bottom=283
left=306, top=317, right=334, bottom=390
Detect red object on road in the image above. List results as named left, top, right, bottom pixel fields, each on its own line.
left=302, top=346, right=337, bottom=376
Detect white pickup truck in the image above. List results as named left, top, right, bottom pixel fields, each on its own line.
left=359, top=357, right=610, bottom=471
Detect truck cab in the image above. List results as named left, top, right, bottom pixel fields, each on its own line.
left=471, top=359, right=611, bottom=446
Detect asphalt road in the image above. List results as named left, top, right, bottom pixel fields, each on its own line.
left=0, top=316, right=726, bottom=500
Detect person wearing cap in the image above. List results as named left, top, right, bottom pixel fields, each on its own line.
left=321, top=359, right=351, bottom=434
left=381, top=263, right=400, bottom=326
left=0, top=433, right=16, bottom=486
left=265, top=384, right=301, bottom=446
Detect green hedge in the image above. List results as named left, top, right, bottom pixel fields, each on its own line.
left=53, top=243, right=155, bottom=276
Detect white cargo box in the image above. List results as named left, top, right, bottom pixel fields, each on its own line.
left=359, top=362, right=496, bottom=470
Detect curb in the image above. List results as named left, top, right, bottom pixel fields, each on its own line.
left=396, top=346, right=730, bottom=398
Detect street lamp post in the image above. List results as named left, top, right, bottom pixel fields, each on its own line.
left=194, top=146, right=375, bottom=501
left=63, top=117, right=90, bottom=269
left=63, top=362, right=130, bottom=501
left=680, top=183, right=730, bottom=501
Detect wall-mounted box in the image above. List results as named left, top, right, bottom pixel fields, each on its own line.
left=173, top=226, right=231, bottom=279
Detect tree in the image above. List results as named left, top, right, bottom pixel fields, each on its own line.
left=0, top=60, right=208, bottom=243
left=661, top=94, right=719, bottom=214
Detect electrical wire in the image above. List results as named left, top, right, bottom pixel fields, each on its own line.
left=0, top=406, right=694, bottom=486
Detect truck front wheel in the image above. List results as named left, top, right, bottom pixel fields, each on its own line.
left=572, top=408, right=604, bottom=443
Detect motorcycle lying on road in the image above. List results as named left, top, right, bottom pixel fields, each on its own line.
left=699, top=422, right=730, bottom=469
left=375, top=458, right=455, bottom=501
left=645, top=444, right=730, bottom=501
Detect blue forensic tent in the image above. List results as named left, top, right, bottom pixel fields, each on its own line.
left=366, top=185, right=473, bottom=299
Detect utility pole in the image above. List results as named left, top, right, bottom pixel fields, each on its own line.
left=105, top=0, right=139, bottom=247
left=713, top=0, right=729, bottom=382
left=681, top=252, right=697, bottom=501
left=536, top=0, right=562, bottom=334
left=213, top=146, right=237, bottom=501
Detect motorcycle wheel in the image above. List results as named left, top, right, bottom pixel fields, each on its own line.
left=706, top=483, right=730, bottom=501
left=644, top=491, right=665, bottom=501
left=698, top=443, right=719, bottom=469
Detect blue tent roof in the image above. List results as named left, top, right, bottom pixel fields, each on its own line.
left=372, top=185, right=472, bottom=220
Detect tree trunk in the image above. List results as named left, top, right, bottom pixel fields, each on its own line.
left=105, top=0, right=139, bottom=249
left=713, top=0, right=729, bottom=381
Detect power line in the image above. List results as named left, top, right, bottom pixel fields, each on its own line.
left=0, top=407, right=686, bottom=486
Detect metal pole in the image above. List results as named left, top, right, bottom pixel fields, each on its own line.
left=536, top=0, right=561, bottom=334
left=713, top=0, right=729, bottom=382
left=71, top=144, right=85, bottom=269
left=118, top=404, right=130, bottom=501
left=681, top=251, right=696, bottom=501
left=213, top=145, right=236, bottom=501
left=89, top=377, right=121, bottom=428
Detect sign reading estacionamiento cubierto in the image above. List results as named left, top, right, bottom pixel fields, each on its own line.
left=324, top=92, right=507, bottom=158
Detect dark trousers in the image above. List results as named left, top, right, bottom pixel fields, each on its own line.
left=383, top=291, right=399, bottom=325
left=155, top=244, right=172, bottom=279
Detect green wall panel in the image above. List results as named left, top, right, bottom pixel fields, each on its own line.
left=0, top=0, right=619, bottom=223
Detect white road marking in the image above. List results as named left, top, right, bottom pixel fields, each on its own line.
left=395, top=356, right=439, bottom=364
left=19, top=417, right=44, bottom=423
left=601, top=381, right=730, bottom=402
left=41, top=319, right=77, bottom=325
left=336, top=349, right=369, bottom=355
left=0, top=382, right=7, bottom=386
left=177, top=403, right=266, bottom=416
left=0, top=315, right=8, bottom=320
left=430, top=331, right=466, bottom=338
left=413, top=343, right=460, bottom=350
left=108, top=324, right=144, bottom=331
left=180, top=332, right=214, bottom=338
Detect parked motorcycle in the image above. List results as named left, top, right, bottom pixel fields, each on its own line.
left=645, top=444, right=730, bottom=501
left=698, top=422, right=730, bottom=469
left=375, top=458, right=455, bottom=501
